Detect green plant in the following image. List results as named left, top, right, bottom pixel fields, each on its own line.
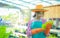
left=0, top=25, right=11, bottom=38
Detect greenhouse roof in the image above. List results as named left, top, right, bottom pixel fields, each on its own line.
left=0, top=0, right=60, bottom=9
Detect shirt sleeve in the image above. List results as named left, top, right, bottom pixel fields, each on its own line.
left=26, top=20, right=32, bottom=36
left=42, top=19, right=46, bottom=24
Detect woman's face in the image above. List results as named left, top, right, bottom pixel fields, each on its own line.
left=35, top=11, right=44, bottom=17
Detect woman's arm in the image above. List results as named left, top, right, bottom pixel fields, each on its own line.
left=26, top=20, right=33, bottom=36
left=31, top=28, right=45, bottom=34
left=26, top=22, right=44, bottom=35
left=26, top=26, right=32, bottom=36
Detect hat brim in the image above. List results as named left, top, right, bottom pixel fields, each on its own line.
left=32, top=9, right=48, bottom=12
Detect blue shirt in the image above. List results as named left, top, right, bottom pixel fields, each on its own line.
left=30, top=20, right=46, bottom=38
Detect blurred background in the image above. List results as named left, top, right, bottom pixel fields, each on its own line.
left=0, top=0, right=60, bottom=38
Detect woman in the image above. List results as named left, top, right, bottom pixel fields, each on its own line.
left=26, top=5, right=48, bottom=38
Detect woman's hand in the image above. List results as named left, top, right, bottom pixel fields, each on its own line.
left=44, top=23, right=52, bottom=36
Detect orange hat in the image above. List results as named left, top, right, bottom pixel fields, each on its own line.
left=32, top=4, right=48, bottom=12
